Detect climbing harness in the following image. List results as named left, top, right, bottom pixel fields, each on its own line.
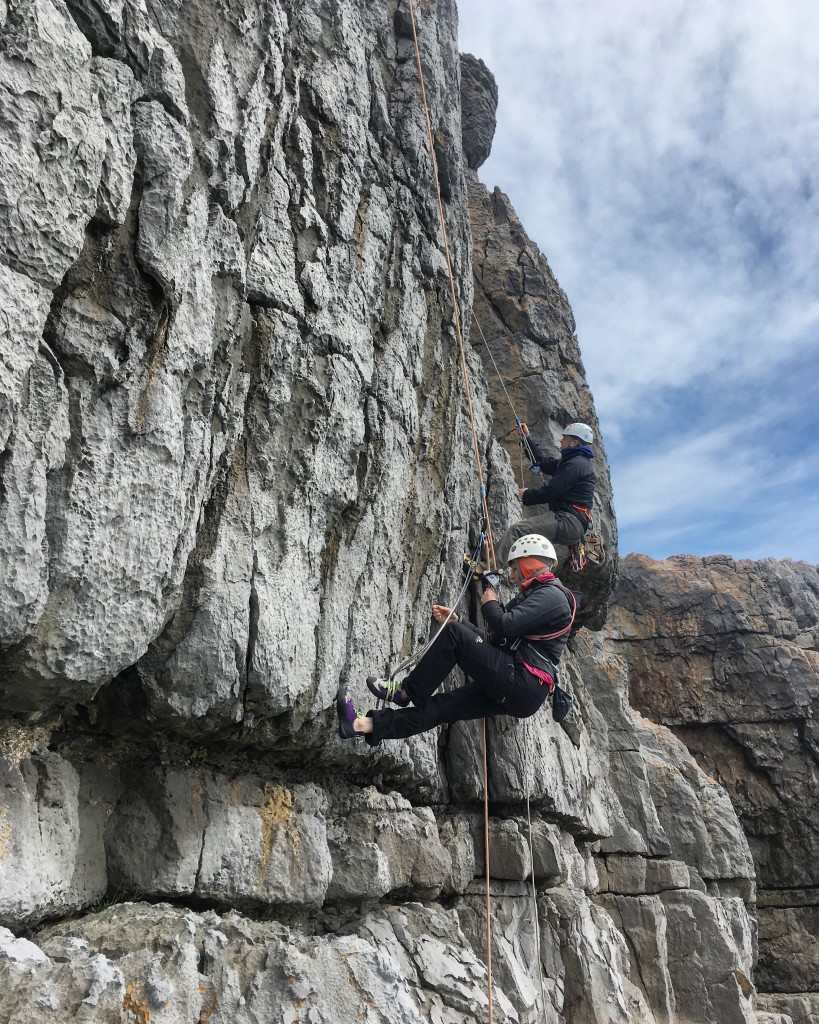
left=472, top=311, right=603, bottom=583
left=505, top=576, right=578, bottom=723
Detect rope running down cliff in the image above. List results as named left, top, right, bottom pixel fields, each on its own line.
left=405, top=0, right=497, bottom=574
left=405, top=2, right=497, bottom=1020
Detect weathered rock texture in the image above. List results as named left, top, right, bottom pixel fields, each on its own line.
left=460, top=53, right=497, bottom=170
left=0, top=1, right=800, bottom=1022
left=611, top=554, right=819, bottom=1022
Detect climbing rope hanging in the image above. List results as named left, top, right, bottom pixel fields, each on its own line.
left=405, top=0, right=497, bottom=574
left=523, top=717, right=549, bottom=1019
left=404, top=0, right=497, bottom=1018
left=469, top=307, right=542, bottom=487
left=388, top=524, right=486, bottom=682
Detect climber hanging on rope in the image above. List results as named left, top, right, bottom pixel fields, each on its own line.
left=497, top=421, right=597, bottom=563
left=336, top=535, right=574, bottom=744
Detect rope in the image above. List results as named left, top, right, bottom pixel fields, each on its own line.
left=469, top=309, right=542, bottom=485
left=470, top=311, right=520, bottom=423
left=388, top=528, right=485, bottom=682
left=405, top=2, right=496, bottom=1017
left=523, top=721, right=548, bottom=1018
left=482, top=717, right=495, bottom=1024
left=406, top=0, right=496, bottom=573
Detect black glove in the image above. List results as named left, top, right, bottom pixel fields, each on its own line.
left=480, top=571, right=502, bottom=592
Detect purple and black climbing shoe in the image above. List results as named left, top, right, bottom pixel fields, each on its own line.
left=337, top=688, right=366, bottom=739
left=366, top=676, right=410, bottom=707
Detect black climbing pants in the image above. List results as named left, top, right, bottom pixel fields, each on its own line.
left=497, top=509, right=585, bottom=563
left=368, top=621, right=549, bottom=745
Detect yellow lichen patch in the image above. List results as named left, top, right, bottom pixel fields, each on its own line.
left=198, top=981, right=218, bottom=1023
left=122, top=983, right=152, bottom=1024
left=257, top=785, right=296, bottom=885
left=0, top=803, right=11, bottom=859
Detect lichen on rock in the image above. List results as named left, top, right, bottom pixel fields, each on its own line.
left=0, top=1, right=809, bottom=1022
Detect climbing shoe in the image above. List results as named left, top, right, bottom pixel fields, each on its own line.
left=366, top=676, right=410, bottom=707
left=336, top=688, right=366, bottom=739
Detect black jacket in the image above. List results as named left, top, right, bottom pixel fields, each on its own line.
left=523, top=443, right=596, bottom=524
left=480, top=576, right=573, bottom=669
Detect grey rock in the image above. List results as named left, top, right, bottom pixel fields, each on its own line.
left=578, top=632, right=670, bottom=857
left=660, top=889, right=756, bottom=1024
left=0, top=0, right=106, bottom=288
left=637, top=715, right=755, bottom=882
left=603, top=855, right=690, bottom=895
left=0, top=344, right=69, bottom=653
left=457, top=893, right=559, bottom=1022
left=1, top=900, right=521, bottom=1023
left=460, top=53, right=498, bottom=170
left=598, top=894, right=676, bottom=1024
left=486, top=818, right=532, bottom=881
left=438, top=814, right=477, bottom=895
left=326, top=787, right=451, bottom=901
left=758, top=994, right=818, bottom=1024
left=757, top=906, right=819, bottom=993
left=530, top=819, right=563, bottom=882
left=758, top=888, right=819, bottom=909
left=542, top=886, right=657, bottom=1023
left=0, top=738, right=114, bottom=928
left=131, top=99, right=195, bottom=302
left=91, top=57, right=136, bottom=226
left=107, top=769, right=331, bottom=908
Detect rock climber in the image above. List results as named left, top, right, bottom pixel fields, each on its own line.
left=498, top=421, right=596, bottom=562
left=336, top=535, right=574, bottom=744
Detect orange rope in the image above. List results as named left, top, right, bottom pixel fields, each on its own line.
left=406, top=0, right=497, bottom=573
left=406, top=2, right=495, bottom=1019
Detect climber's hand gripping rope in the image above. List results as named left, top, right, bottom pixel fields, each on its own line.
left=516, top=418, right=542, bottom=476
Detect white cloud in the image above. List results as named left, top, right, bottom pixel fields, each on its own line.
left=457, top=0, right=819, bottom=558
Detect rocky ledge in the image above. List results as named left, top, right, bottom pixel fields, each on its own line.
left=0, top=0, right=812, bottom=1022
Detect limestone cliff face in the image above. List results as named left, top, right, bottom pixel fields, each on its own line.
left=611, top=554, right=819, bottom=1024
left=0, top=3, right=786, bottom=1024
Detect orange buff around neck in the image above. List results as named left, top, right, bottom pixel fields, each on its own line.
left=518, top=558, right=554, bottom=585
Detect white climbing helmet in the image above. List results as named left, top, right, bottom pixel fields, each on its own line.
left=508, top=534, right=557, bottom=565
left=562, top=422, right=594, bottom=444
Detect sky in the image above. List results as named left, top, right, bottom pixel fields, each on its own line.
left=456, top=0, right=819, bottom=563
